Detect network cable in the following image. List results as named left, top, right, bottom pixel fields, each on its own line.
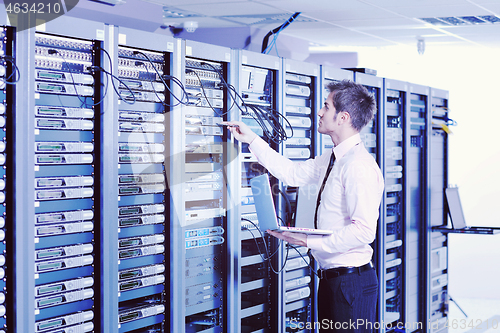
left=132, top=50, right=190, bottom=107
left=198, top=61, right=295, bottom=143
left=288, top=245, right=319, bottom=278
left=200, top=62, right=245, bottom=115
left=0, top=55, right=20, bottom=84
left=187, top=68, right=221, bottom=116
left=247, top=104, right=294, bottom=144
left=98, top=46, right=136, bottom=105
left=261, top=12, right=301, bottom=55
left=48, top=48, right=111, bottom=107
left=241, top=217, right=289, bottom=274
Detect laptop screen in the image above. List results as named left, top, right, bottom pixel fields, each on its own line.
left=250, top=174, right=280, bottom=232
left=445, top=187, right=467, bottom=229
left=294, top=184, right=319, bottom=229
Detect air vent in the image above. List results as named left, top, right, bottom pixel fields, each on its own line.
left=420, top=15, right=500, bottom=26
left=162, top=6, right=203, bottom=19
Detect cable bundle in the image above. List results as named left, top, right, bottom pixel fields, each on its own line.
left=0, top=56, right=20, bottom=85
left=199, top=62, right=294, bottom=144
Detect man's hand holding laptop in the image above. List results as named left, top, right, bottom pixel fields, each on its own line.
left=267, top=230, right=307, bottom=247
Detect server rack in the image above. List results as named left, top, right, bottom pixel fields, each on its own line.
left=427, top=89, right=450, bottom=333
left=381, top=79, right=407, bottom=329
left=169, top=40, right=232, bottom=333
left=12, top=17, right=105, bottom=333
left=405, top=83, right=429, bottom=331
left=112, top=28, right=174, bottom=333
left=230, top=49, right=281, bottom=333
left=280, top=58, right=320, bottom=333
left=1, top=25, right=14, bottom=333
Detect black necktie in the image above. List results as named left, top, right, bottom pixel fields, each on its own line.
left=314, top=152, right=336, bottom=229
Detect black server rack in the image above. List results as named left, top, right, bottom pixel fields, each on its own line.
left=405, top=83, right=429, bottom=331
left=428, top=89, right=450, bottom=333
left=234, top=51, right=281, bottom=333
left=32, top=32, right=97, bottom=333
left=381, top=79, right=407, bottom=329
left=169, top=41, right=231, bottom=333
left=280, top=59, right=319, bottom=333
left=1, top=25, right=14, bottom=333
left=115, top=44, right=168, bottom=333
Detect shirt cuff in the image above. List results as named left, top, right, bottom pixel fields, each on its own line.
left=248, top=136, right=268, bottom=155
left=306, top=234, right=324, bottom=251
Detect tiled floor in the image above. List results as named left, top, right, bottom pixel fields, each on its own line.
left=448, top=297, right=500, bottom=333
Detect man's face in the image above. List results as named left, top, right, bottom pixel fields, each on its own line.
left=317, top=92, right=339, bottom=136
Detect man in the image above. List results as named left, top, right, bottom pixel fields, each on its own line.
left=223, top=80, right=384, bottom=332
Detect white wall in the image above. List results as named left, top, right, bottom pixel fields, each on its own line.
left=353, top=44, right=500, bottom=299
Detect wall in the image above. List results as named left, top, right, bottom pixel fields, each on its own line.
left=352, top=43, right=500, bottom=300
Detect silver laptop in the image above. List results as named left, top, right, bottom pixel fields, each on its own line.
left=250, top=174, right=332, bottom=235
left=444, top=187, right=500, bottom=234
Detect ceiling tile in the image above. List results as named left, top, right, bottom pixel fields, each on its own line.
left=391, top=4, right=490, bottom=18
left=447, top=23, right=500, bottom=36
left=368, top=27, right=443, bottom=38
left=265, top=21, right=338, bottom=31
left=145, top=0, right=250, bottom=5
left=174, top=1, right=285, bottom=17
left=79, top=0, right=164, bottom=20
left=252, top=0, right=373, bottom=13
left=333, top=17, right=421, bottom=29
left=467, top=0, right=500, bottom=5
left=474, top=3, right=500, bottom=13
left=287, top=27, right=399, bottom=47
left=306, top=8, right=402, bottom=22
left=361, top=0, right=471, bottom=8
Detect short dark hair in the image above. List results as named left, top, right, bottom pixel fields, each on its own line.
left=326, top=80, right=376, bottom=132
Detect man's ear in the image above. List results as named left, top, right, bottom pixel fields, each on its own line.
left=338, top=111, right=350, bottom=124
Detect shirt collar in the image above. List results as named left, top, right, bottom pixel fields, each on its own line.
left=332, top=133, right=362, bottom=160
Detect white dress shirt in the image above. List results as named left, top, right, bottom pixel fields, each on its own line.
left=249, top=133, right=384, bottom=269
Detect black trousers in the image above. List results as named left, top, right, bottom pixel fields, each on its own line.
left=317, top=268, right=378, bottom=333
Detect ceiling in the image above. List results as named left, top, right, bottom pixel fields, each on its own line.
left=72, top=0, right=500, bottom=50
